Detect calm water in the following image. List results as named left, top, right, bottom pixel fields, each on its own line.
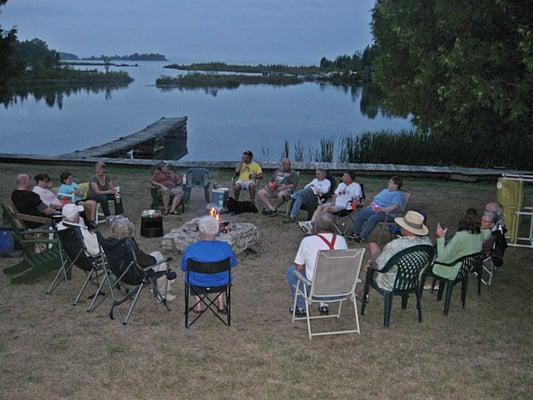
left=0, top=61, right=412, bottom=161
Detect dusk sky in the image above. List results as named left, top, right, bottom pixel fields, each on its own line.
left=2, top=0, right=376, bottom=64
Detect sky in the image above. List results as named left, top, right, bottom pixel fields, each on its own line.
left=1, top=0, right=376, bottom=64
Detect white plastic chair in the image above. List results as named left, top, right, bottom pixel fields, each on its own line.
left=291, top=248, right=365, bottom=338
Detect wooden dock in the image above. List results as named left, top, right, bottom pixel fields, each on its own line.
left=59, top=117, right=187, bottom=159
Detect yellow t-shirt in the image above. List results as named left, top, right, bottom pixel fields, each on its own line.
left=238, top=162, right=262, bottom=182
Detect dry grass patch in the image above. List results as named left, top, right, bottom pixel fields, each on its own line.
left=0, top=162, right=532, bottom=400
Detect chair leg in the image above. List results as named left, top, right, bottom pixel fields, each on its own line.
left=74, top=270, right=95, bottom=306
left=352, top=294, right=360, bottom=334
left=361, top=281, right=370, bottom=315
left=123, top=285, right=144, bottom=325
left=226, top=285, right=231, bottom=327
left=401, top=293, right=408, bottom=309
left=415, top=288, right=423, bottom=323
left=443, top=281, right=454, bottom=316
left=461, top=277, right=469, bottom=309
left=377, top=223, right=385, bottom=245
left=184, top=284, right=189, bottom=328
left=384, top=292, right=393, bottom=328
left=477, top=269, right=482, bottom=296
left=437, top=280, right=446, bottom=301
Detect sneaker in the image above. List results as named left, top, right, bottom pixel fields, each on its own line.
left=348, top=233, right=361, bottom=241
left=262, top=208, right=270, bottom=216
left=165, top=293, right=176, bottom=301
left=319, top=305, right=329, bottom=315
left=289, top=306, right=307, bottom=317
left=269, top=209, right=278, bottom=217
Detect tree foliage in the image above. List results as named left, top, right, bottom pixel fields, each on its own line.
left=371, top=0, right=533, bottom=154
left=0, top=0, right=22, bottom=84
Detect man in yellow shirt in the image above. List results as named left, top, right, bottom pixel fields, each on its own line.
left=233, top=150, right=263, bottom=201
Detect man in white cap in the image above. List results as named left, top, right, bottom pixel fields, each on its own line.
left=56, top=204, right=100, bottom=256
left=363, top=210, right=431, bottom=293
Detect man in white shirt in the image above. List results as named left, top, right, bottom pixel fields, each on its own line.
left=287, top=213, right=348, bottom=316
left=56, top=204, right=100, bottom=256
left=299, top=171, right=362, bottom=234
left=285, top=169, right=331, bottom=223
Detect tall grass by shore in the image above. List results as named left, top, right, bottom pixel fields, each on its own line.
left=12, top=68, right=133, bottom=85
left=278, top=130, right=533, bottom=169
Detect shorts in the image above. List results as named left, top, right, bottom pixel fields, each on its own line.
left=235, top=180, right=256, bottom=190
left=161, top=187, right=183, bottom=197
left=266, top=188, right=291, bottom=199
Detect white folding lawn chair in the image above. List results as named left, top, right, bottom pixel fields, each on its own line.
left=291, top=248, right=365, bottom=338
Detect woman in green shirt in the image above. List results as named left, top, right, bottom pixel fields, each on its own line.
left=432, top=208, right=483, bottom=280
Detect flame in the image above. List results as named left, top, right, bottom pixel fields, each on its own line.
left=209, top=208, right=220, bottom=222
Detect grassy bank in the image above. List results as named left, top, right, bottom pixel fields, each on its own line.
left=0, top=161, right=531, bottom=399
left=164, top=61, right=320, bottom=75
left=156, top=73, right=303, bottom=89
left=11, top=68, right=133, bottom=85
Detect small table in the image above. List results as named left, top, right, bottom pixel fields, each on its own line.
left=141, top=212, right=164, bottom=238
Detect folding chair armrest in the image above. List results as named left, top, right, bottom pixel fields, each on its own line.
left=142, top=256, right=173, bottom=271
left=294, top=270, right=311, bottom=286
left=432, top=252, right=481, bottom=267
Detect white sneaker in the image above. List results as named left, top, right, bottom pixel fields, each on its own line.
left=165, top=293, right=176, bottom=301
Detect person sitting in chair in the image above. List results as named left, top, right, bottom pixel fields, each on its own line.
left=181, top=216, right=238, bottom=313
left=233, top=150, right=263, bottom=202
left=86, top=162, right=124, bottom=219
left=258, top=158, right=299, bottom=217
left=285, top=169, right=331, bottom=223
left=429, top=208, right=483, bottom=283
left=151, top=161, right=183, bottom=215
left=483, top=201, right=506, bottom=233
left=11, top=174, right=55, bottom=228
left=56, top=204, right=100, bottom=256
left=104, top=217, right=175, bottom=301
left=359, top=210, right=431, bottom=299
left=32, top=173, right=63, bottom=210
left=57, top=171, right=97, bottom=227
left=298, top=171, right=362, bottom=234
left=287, top=213, right=348, bottom=317
left=350, top=176, right=404, bottom=243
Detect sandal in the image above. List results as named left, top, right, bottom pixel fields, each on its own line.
left=217, top=306, right=228, bottom=314
left=169, top=210, right=179, bottom=215
left=162, top=209, right=169, bottom=215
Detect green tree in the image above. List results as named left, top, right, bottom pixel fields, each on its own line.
left=0, top=0, right=22, bottom=84
left=371, top=0, right=533, bottom=157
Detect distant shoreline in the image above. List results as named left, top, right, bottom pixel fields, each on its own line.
left=60, top=61, right=139, bottom=67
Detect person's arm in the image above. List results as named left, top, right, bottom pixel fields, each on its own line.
left=436, top=229, right=463, bottom=263
left=89, top=178, right=114, bottom=195
left=235, top=158, right=244, bottom=175
left=36, top=202, right=55, bottom=215
left=250, top=164, right=262, bottom=180
left=151, top=172, right=167, bottom=189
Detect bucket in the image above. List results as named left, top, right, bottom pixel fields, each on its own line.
left=210, top=188, right=229, bottom=208
left=0, top=226, right=14, bottom=254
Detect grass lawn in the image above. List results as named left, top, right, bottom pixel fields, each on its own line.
left=0, top=162, right=531, bottom=400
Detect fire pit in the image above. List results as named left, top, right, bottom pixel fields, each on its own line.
left=161, top=212, right=260, bottom=254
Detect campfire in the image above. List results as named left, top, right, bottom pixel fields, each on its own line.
left=209, top=208, right=230, bottom=233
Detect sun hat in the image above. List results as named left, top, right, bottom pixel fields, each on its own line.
left=394, top=210, right=429, bottom=236
left=62, top=203, right=84, bottom=221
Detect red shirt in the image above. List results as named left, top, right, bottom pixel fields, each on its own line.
left=152, top=170, right=181, bottom=189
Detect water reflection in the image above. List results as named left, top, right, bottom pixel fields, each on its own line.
left=0, top=82, right=130, bottom=109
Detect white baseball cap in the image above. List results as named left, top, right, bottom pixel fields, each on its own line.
left=62, top=203, right=84, bottom=221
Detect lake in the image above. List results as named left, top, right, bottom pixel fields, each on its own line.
left=0, top=61, right=413, bottom=162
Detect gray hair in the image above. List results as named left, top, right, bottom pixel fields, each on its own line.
left=110, top=218, right=135, bottom=239
left=16, top=174, right=29, bottom=186
left=484, top=201, right=503, bottom=220
left=483, top=210, right=498, bottom=224
left=314, top=213, right=333, bottom=233
left=198, top=216, right=219, bottom=237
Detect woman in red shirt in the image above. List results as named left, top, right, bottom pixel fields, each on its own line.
left=151, top=161, right=183, bottom=214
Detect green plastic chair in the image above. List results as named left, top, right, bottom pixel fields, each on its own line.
left=361, top=244, right=435, bottom=327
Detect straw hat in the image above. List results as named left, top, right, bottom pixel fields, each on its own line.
left=394, top=210, right=428, bottom=236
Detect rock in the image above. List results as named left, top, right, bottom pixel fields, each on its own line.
left=162, top=217, right=260, bottom=254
